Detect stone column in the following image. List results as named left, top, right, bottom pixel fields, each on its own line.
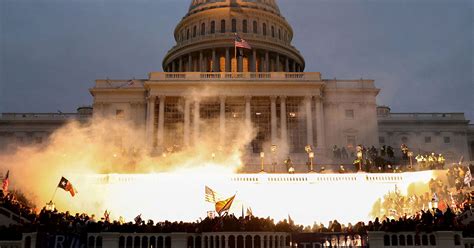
left=179, top=57, right=183, bottom=72
left=252, top=49, right=257, bottom=72
left=212, top=49, right=217, bottom=72
left=157, top=96, right=166, bottom=149
left=265, top=51, right=270, bottom=72
left=199, top=51, right=204, bottom=72
left=146, top=96, right=156, bottom=149
left=193, top=100, right=200, bottom=144
left=315, top=96, right=326, bottom=150
left=225, top=48, right=231, bottom=72
left=280, top=96, right=288, bottom=144
left=219, top=96, right=226, bottom=145
left=285, top=57, right=289, bottom=72
left=184, top=98, right=191, bottom=147
left=188, top=54, right=193, bottom=72
left=270, top=96, right=277, bottom=144
left=305, top=96, right=314, bottom=146
left=245, top=96, right=251, bottom=129
left=238, top=49, right=243, bottom=72
left=171, top=61, right=176, bottom=72
left=276, top=54, right=280, bottom=71
left=292, top=61, right=296, bottom=73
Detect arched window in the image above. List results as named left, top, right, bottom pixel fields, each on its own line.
left=454, top=234, right=461, bottom=245
left=271, top=26, right=275, bottom=37
left=232, top=19, right=237, bottom=32
left=278, top=28, right=281, bottom=39
left=201, top=23, right=206, bottom=35
left=243, top=20, right=248, bottom=33
left=193, top=25, right=197, bottom=37
left=383, top=235, right=390, bottom=246
left=141, top=237, right=148, bottom=248
left=211, top=21, right=215, bottom=34
left=406, top=235, right=413, bottom=246
left=399, top=235, right=406, bottom=246
left=429, top=235, right=436, bottom=246
left=187, top=29, right=190, bottom=40
left=221, top=20, right=226, bottom=33
left=422, top=235, right=428, bottom=246
left=119, top=236, right=125, bottom=248
left=253, top=21, right=258, bottom=33
left=89, top=237, right=96, bottom=248
left=262, top=23, right=267, bottom=36
left=391, top=235, right=398, bottom=246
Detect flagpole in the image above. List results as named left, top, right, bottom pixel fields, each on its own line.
left=50, top=186, right=58, bottom=202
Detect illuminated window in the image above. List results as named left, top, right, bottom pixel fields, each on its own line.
left=220, top=20, right=226, bottom=33
left=164, top=97, right=184, bottom=148
left=210, top=21, right=215, bottom=34
left=347, top=136, right=356, bottom=147
left=201, top=23, right=205, bottom=35
left=286, top=97, right=306, bottom=152
left=251, top=97, right=271, bottom=153
left=232, top=19, right=237, bottom=33
left=116, top=109, right=124, bottom=119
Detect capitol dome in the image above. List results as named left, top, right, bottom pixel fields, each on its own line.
left=163, top=0, right=305, bottom=73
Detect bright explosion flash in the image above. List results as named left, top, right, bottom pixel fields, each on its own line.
left=0, top=118, right=438, bottom=227
left=61, top=169, right=435, bottom=226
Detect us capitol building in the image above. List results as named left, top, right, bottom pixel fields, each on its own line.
left=1, top=0, right=473, bottom=170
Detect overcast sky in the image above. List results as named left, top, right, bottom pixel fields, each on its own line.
left=0, top=0, right=472, bottom=120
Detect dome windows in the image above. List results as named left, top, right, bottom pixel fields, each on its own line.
left=220, top=20, right=226, bottom=33
left=231, top=19, right=237, bottom=33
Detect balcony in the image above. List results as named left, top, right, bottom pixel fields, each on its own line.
left=148, top=72, right=321, bottom=81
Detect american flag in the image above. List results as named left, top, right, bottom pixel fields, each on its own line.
left=234, top=34, right=251, bottom=49
left=205, top=186, right=219, bottom=203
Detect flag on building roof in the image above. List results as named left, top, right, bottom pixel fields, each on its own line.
left=2, top=170, right=9, bottom=192
left=215, top=194, right=235, bottom=216
left=234, top=34, right=251, bottom=49
left=205, top=186, right=219, bottom=203
left=57, top=177, right=77, bottom=197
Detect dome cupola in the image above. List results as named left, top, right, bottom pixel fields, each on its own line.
left=163, top=0, right=305, bottom=73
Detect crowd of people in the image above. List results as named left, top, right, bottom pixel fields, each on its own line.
left=330, top=143, right=462, bottom=173
left=0, top=184, right=473, bottom=242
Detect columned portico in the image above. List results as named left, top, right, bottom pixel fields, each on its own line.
left=220, top=96, right=226, bottom=145
left=184, top=98, right=191, bottom=147
left=270, top=96, right=277, bottom=144
left=194, top=100, right=200, bottom=144
left=305, top=96, right=314, bottom=147
left=315, top=96, right=326, bottom=150
left=157, top=96, right=165, bottom=149
left=146, top=96, right=156, bottom=148
left=280, top=96, right=288, bottom=144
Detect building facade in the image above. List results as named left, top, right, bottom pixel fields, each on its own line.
left=0, top=0, right=472, bottom=169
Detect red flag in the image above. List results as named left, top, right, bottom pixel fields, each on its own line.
left=58, top=177, right=77, bottom=197
left=2, top=170, right=9, bottom=192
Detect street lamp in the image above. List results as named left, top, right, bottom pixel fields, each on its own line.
left=271, top=145, right=277, bottom=173
left=309, top=152, right=315, bottom=172
left=260, top=151, right=265, bottom=172
left=356, top=150, right=363, bottom=172
left=211, top=152, right=216, bottom=160
left=408, top=151, right=414, bottom=170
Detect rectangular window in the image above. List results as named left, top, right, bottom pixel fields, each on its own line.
left=444, top=136, right=450, bottom=143
left=116, top=109, right=124, bottom=119
left=345, top=109, right=354, bottom=119
left=379, top=136, right=385, bottom=144
left=425, top=136, right=432, bottom=143
left=347, top=136, right=356, bottom=147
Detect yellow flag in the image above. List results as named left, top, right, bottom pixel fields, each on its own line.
left=215, top=194, right=236, bottom=216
